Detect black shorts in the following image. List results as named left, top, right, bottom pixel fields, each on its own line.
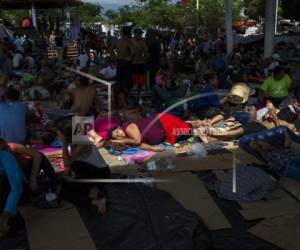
left=115, top=60, right=132, bottom=92
left=132, top=63, right=147, bottom=75
left=242, top=121, right=267, bottom=135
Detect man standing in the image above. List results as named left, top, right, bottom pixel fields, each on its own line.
left=113, top=26, right=133, bottom=108
left=131, top=28, right=149, bottom=100
left=146, top=29, right=161, bottom=89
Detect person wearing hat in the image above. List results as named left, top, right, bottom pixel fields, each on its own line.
left=206, top=83, right=257, bottom=126
left=260, top=66, right=292, bottom=106
left=189, top=81, right=296, bottom=140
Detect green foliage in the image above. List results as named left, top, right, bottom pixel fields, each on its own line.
left=1, top=2, right=102, bottom=25
left=73, top=3, right=103, bottom=24
left=243, top=0, right=265, bottom=20
left=106, top=0, right=244, bottom=34
left=111, top=1, right=181, bottom=29
left=2, top=10, right=30, bottom=25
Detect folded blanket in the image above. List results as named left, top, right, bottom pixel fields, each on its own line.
left=32, top=145, right=65, bottom=173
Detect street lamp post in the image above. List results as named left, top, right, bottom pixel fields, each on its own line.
left=264, top=0, right=278, bottom=58
left=225, top=0, right=233, bottom=55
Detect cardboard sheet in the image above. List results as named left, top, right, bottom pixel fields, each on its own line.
left=239, top=188, right=298, bottom=210
left=280, top=176, right=300, bottom=200
left=20, top=201, right=97, bottom=250
left=239, top=204, right=300, bottom=220
left=101, top=143, right=262, bottom=174
left=249, top=214, right=300, bottom=250
left=153, top=172, right=231, bottom=230
left=212, top=170, right=300, bottom=220
left=212, top=170, right=226, bottom=181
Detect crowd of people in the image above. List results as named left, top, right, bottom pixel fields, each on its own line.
left=1, top=23, right=300, bottom=238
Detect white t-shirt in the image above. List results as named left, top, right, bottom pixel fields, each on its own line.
left=13, top=53, right=23, bottom=68
left=79, top=53, right=89, bottom=68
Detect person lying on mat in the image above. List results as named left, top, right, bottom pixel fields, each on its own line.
left=191, top=116, right=296, bottom=141
left=107, top=113, right=207, bottom=150
left=56, top=119, right=110, bottom=214
left=0, top=142, right=25, bottom=238
left=249, top=131, right=300, bottom=180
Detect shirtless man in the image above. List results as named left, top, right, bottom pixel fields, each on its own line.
left=63, top=76, right=100, bottom=116
left=113, top=26, right=133, bottom=107
left=131, top=28, right=149, bottom=96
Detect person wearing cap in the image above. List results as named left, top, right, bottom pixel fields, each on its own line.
left=260, top=66, right=292, bottom=106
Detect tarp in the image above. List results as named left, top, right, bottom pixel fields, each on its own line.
left=0, top=180, right=282, bottom=250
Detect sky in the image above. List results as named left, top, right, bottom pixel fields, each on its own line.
left=85, top=0, right=132, bottom=5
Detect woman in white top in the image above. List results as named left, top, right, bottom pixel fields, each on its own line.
left=56, top=119, right=110, bottom=214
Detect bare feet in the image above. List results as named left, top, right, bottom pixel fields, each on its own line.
left=91, top=198, right=107, bottom=214
left=87, top=130, right=105, bottom=148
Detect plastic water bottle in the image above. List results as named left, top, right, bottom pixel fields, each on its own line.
left=147, top=160, right=157, bottom=171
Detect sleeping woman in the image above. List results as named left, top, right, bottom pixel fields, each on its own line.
left=106, top=113, right=210, bottom=151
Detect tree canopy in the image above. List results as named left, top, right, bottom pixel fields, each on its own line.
left=2, top=0, right=300, bottom=34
